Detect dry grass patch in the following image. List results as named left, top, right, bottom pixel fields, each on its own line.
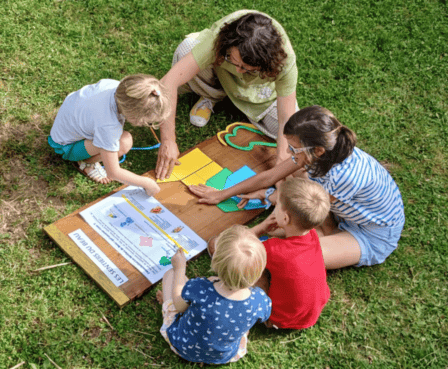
left=0, top=115, right=66, bottom=244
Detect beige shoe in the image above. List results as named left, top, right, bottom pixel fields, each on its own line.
left=76, top=161, right=108, bottom=183
left=190, top=97, right=215, bottom=127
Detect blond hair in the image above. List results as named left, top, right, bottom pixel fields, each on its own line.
left=115, top=74, right=170, bottom=128
left=211, top=225, right=266, bottom=290
left=279, top=178, right=330, bottom=230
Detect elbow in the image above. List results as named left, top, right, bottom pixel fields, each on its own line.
left=173, top=297, right=188, bottom=313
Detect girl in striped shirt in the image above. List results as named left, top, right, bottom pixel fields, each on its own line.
left=189, top=105, right=405, bottom=269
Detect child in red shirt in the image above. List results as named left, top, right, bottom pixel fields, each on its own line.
left=250, top=178, right=331, bottom=329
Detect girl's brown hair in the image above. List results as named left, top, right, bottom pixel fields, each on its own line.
left=284, top=105, right=357, bottom=177
left=213, top=13, right=287, bottom=79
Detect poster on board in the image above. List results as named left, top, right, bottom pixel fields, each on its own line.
left=80, top=186, right=207, bottom=284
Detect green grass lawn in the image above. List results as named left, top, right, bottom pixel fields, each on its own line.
left=1, top=0, right=447, bottom=368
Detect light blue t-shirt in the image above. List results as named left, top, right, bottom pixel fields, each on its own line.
left=311, top=147, right=405, bottom=227
left=167, top=277, right=271, bottom=364
left=50, top=79, right=125, bottom=152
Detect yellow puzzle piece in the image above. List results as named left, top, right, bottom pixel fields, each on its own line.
left=157, top=148, right=220, bottom=185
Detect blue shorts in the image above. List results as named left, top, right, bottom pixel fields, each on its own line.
left=48, top=136, right=91, bottom=162
left=335, top=216, right=405, bottom=267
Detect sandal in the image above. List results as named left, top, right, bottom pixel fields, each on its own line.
left=76, top=161, right=108, bottom=182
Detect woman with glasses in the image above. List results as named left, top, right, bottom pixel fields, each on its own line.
left=156, top=10, right=298, bottom=180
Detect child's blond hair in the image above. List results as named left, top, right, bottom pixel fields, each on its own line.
left=212, top=225, right=266, bottom=290
left=115, top=74, right=170, bottom=128
left=279, top=178, right=330, bottom=230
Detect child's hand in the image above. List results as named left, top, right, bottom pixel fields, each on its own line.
left=171, top=249, right=187, bottom=271
left=252, top=211, right=279, bottom=237
left=188, top=184, right=224, bottom=204
left=145, top=178, right=161, bottom=197
left=237, top=188, right=268, bottom=209
left=259, top=212, right=279, bottom=233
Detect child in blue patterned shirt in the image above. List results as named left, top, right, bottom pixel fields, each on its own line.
left=157, top=225, right=271, bottom=365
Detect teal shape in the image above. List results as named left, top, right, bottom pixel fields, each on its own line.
left=159, top=256, right=172, bottom=266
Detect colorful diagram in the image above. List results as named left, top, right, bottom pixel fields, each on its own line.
left=150, top=206, right=163, bottom=214
left=159, top=256, right=172, bottom=266
left=120, top=217, right=134, bottom=227
left=139, top=236, right=153, bottom=247
left=157, top=148, right=266, bottom=213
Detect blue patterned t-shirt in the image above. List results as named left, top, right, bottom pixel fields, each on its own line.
left=166, top=277, right=271, bottom=364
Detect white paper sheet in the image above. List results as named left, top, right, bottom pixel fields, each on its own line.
left=80, top=186, right=207, bottom=284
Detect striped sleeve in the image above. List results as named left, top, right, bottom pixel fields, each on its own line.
left=311, top=148, right=405, bottom=227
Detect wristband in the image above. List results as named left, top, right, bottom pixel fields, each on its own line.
left=264, top=187, right=276, bottom=209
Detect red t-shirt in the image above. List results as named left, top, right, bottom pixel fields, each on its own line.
left=263, top=229, right=330, bottom=329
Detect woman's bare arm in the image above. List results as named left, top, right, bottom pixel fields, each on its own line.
left=156, top=52, right=201, bottom=179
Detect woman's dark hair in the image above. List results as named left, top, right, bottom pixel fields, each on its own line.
left=283, top=106, right=357, bottom=177
left=213, top=13, right=287, bottom=79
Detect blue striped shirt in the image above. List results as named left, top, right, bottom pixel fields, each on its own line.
left=310, top=147, right=405, bottom=227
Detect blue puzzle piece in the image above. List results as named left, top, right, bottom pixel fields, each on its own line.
left=223, top=166, right=266, bottom=211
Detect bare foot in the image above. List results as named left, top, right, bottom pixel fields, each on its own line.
left=156, top=290, right=163, bottom=305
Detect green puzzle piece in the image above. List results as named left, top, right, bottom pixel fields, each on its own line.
left=205, top=168, right=242, bottom=212
left=217, top=198, right=242, bottom=213
left=206, top=168, right=232, bottom=190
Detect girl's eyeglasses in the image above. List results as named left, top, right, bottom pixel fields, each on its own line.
left=289, top=145, right=314, bottom=164
left=224, top=54, right=258, bottom=75
left=288, top=144, right=313, bottom=155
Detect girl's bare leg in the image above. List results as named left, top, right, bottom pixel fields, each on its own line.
left=159, top=268, right=189, bottom=304
left=319, top=231, right=362, bottom=270
left=82, top=131, right=133, bottom=184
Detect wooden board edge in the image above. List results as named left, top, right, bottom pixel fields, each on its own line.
left=44, top=224, right=131, bottom=308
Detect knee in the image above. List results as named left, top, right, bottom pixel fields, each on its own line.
left=119, top=131, right=133, bottom=156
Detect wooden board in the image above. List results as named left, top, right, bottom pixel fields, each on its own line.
left=44, top=130, right=276, bottom=307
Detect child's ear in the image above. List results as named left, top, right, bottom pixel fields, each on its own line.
left=314, top=146, right=325, bottom=157
left=283, top=211, right=291, bottom=226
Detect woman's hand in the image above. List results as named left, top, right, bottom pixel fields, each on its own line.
left=155, top=140, right=180, bottom=180
left=188, top=184, right=225, bottom=204
left=237, top=188, right=268, bottom=209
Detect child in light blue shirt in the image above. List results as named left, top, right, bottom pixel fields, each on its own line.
left=49, top=74, right=170, bottom=196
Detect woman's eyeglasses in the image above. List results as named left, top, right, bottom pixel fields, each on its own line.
left=224, top=54, right=258, bottom=75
